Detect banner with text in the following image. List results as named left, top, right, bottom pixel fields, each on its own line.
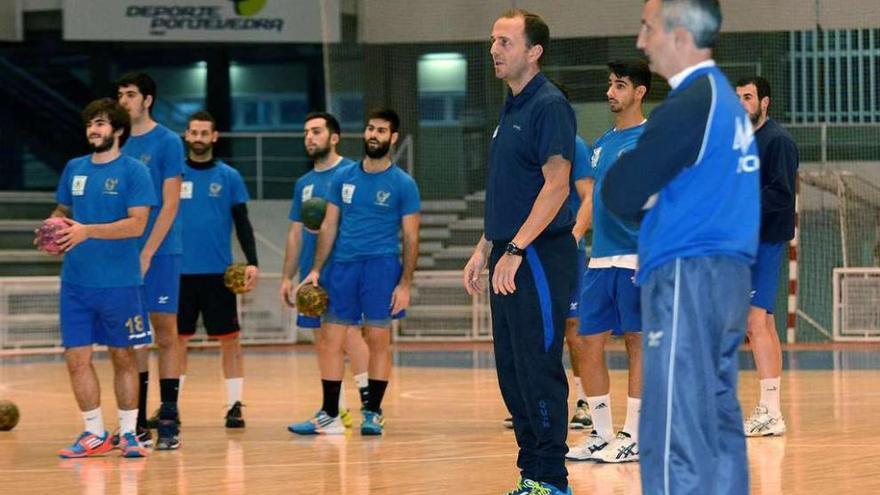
left=63, top=0, right=339, bottom=43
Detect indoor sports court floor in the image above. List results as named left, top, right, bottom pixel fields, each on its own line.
left=2, top=343, right=879, bottom=494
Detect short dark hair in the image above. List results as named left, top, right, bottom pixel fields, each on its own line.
left=81, top=97, right=132, bottom=147
left=366, top=108, right=400, bottom=134
left=304, top=111, right=341, bottom=136
left=608, top=59, right=653, bottom=98
left=115, top=72, right=157, bottom=110
left=500, top=9, right=550, bottom=65
left=659, top=0, right=722, bottom=49
left=735, top=76, right=771, bottom=102
left=187, top=110, right=216, bottom=131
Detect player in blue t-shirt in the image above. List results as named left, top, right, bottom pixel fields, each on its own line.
left=566, top=60, right=650, bottom=464
left=290, top=109, right=421, bottom=437
left=177, top=111, right=259, bottom=429
left=280, top=112, right=371, bottom=429
left=118, top=72, right=184, bottom=449
left=48, top=98, right=156, bottom=459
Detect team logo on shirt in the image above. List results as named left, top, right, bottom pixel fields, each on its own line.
left=591, top=147, right=602, bottom=168
left=139, top=154, right=152, bottom=165
left=341, top=184, right=355, bottom=204
left=375, top=190, right=391, bottom=207
left=209, top=182, right=223, bottom=197
left=103, top=178, right=119, bottom=195
left=180, top=181, right=194, bottom=199
left=71, top=175, right=88, bottom=196
left=302, top=184, right=314, bottom=202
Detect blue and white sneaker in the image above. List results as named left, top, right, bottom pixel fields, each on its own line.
left=506, top=478, right=573, bottom=495
left=360, top=410, right=384, bottom=436
left=288, top=410, right=345, bottom=435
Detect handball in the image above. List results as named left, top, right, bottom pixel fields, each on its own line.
left=301, top=197, right=327, bottom=231
left=0, top=400, right=20, bottom=431
left=224, top=263, right=251, bottom=294
left=296, top=283, right=329, bottom=318
left=35, top=217, right=66, bottom=255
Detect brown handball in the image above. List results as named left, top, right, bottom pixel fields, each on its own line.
left=223, top=263, right=250, bottom=294
left=296, top=283, right=329, bottom=318
left=0, top=400, right=20, bottom=431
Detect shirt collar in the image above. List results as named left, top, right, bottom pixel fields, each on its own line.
left=667, top=59, right=716, bottom=90
left=506, top=72, right=547, bottom=107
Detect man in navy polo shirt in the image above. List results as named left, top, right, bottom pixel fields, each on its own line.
left=463, top=9, right=577, bottom=495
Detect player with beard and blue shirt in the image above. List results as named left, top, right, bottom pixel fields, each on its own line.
left=177, top=111, right=259, bottom=429
left=280, top=112, right=371, bottom=429
left=602, top=2, right=759, bottom=492
left=50, top=98, right=156, bottom=459
left=567, top=60, right=649, bottom=464
left=290, top=108, right=420, bottom=437
left=736, top=76, right=799, bottom=438
left=118, top=72, right=184, bottom=450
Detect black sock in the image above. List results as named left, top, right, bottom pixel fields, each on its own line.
left=321, top=380, right=342, bottom=418
left=358, top=386, right=370, bottom=408
left=137, top=371, right=149, bottom=427
left=159, top=378, right=180, bottom=419
left=366, top=379, right=388, bottom=413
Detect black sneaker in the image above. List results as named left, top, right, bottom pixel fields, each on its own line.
left=111, top=426, right=153, bottom=449
left=146, top=407, right=181, bottom=429
left=155, top=419, right=180, bottom=450
left=225, top=401, right=245, bottom=428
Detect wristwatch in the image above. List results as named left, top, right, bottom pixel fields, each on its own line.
left=505, top=242, right=525, bottom=256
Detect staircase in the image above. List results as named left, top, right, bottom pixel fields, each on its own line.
left=0, top=192, right=61, bottom=276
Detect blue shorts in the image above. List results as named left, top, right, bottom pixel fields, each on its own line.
left=750, top=242, right=785, bottom=314
left=324, top=256, right=405, bottom=328
left=142, top=254, right=181, bottom=314
left=579, top=267, right=641, bottom=336
left=567, top=250, right=587, bottom=319
left=60, top=282, right=152, bottom=348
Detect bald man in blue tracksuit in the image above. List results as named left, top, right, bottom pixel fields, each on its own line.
left=601, top=1, right=760, bottom=493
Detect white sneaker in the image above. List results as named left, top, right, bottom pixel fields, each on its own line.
left=744, top=404, right=786, bottom=437
left=566, top=430, right=609, bottom=461
left=592, top=431, right=639, bottom=463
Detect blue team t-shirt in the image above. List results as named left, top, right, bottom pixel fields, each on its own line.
left=589, top=123, right=646, bottom=258
left=288, top=158, right=357, bottom=276
left=179, top=160, right=250, bottom=274
left=121, top=124, right=184, bottom=255
left=326, top=162, right=420, bottom=263
left=56, top=154, right=157, bottom=287
left=567, top=136, right=591, bottom=251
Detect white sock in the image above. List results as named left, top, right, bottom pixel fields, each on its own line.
left=354, top=372, right=368, bottom=390
left=82, top=407, right=104, bottom=436
left=573, top=377, right=587, bottom=404
left=118, top=409, right=138, bottom=435
left=179, top=374, right=186, bottom=396
left=623, top=397, right=641, bottom=442
left=226, top=377, right=243, bottom=409
left=760, top=377, right=781, bottom=415
left=586, top=394, right=613, bottom=441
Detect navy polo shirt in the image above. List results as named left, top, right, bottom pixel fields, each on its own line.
left=484, top=72, right=577, bottom=242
